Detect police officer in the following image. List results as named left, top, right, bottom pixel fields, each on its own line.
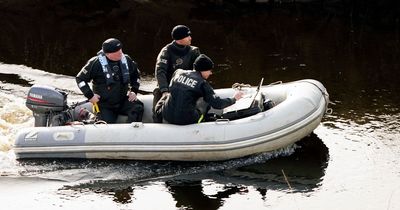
left=76, top=38, right=144, bottom=123
left=153, top=25, right=201, bottom=122
left=160, top=54, right=243, bottom=125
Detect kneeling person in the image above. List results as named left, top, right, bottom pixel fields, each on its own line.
left=161, top=54, right=243, bottom=125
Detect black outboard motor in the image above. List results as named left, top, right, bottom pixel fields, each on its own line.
left=26, top=85, right=68, bottom=127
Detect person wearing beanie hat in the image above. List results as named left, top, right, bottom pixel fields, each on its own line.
left=76, top=38, right=144, bottom=123
left=152, top=25, right=201, bottom=122
left=171, top=25, right=191, bottom=40
left=194, top=54, right=214, bottom=72
left=102, top=38, right=122, bottom=53
left=157, top=54, right=243, bottom=125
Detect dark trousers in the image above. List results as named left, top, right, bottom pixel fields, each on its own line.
left=152, top=88, right=163, bottom=123
left=98, top=99, right=144, bottom=123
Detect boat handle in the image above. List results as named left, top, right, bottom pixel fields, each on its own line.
left=93, top=120, right=108, bottom=127
left=268, top=81, right=283, bottom=86
left=68, top=122, right=84, bottom=131
left=215, top=119, right=230, bottom=124
left=131, top=122, right=144, bottom=128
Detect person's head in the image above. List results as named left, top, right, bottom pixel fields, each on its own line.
left=171, top=25, right=192, bottom=46
left=102, top=38, right=123, bottom=61
left=194, top=54, right=214, bottom=79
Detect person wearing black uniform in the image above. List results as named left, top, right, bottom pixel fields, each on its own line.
left=153, top=25, right=201, bottom=122
left=160, top=54, right=243, bottom=125
left=76, top=38, right=144, bottom=123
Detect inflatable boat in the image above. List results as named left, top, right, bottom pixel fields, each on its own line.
left=13, top=79, right=330, bottom=161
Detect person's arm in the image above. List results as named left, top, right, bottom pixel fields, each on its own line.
left=155, top=47, right=170, bottom=93
left=127, top=56, right=140, bottom=94
left=202, top=82, right=236, bottom=109
left=76, top=57, right=96, bottom=101
left=127, top=56, right=140, bottom=101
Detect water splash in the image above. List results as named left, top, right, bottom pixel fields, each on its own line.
left=0, top=91, right=33, bottom=151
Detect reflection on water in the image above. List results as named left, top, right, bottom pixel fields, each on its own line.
left=166, top=180, right=244, bottom=210
left=227, top=133, right=328, bottom=191
left=42, top=134, right=328, bottom=209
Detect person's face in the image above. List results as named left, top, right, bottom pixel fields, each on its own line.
left=200, top=70, right=212, bottom=79
left=106, top=49, right=123, bottom=61
left=176, top=36, right=192, bottom=46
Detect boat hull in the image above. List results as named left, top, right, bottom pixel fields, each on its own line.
left=14, top=79, right=329, bottom=161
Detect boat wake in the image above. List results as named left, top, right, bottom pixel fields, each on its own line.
left=0, top=62, right=157, bottom=174
left=10, top=144, right=297, bottom=186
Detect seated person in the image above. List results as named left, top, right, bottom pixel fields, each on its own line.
left=76, top=38, right=143, bottom=123
left=159, top=54, right=243, bottom=125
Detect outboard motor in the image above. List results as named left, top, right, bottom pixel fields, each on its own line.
left=26, top=85, right=68, bottom=127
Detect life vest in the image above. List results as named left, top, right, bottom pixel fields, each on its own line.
left=97, top=50, right=129, bottom=86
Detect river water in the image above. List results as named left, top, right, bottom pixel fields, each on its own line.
left=1, top=1, right=400, bottom=210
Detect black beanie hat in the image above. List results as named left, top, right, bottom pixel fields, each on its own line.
left=171, top=25, right=191, bottom=40
left=194, top=54, right=214, bottom=72
left=102, top=38, right=122, bottom=53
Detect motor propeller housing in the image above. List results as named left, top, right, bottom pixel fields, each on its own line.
left=26, top=85, right=68, bottom=126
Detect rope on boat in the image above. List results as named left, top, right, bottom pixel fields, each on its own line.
left=232, top=80, right=282, bottom=90
left=231, top=82, right=251, bottom=90
left=301, top=80, right=332, bottom=115
left=232, top=80, right=331, bottom=115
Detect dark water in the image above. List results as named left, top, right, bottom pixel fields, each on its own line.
left=6, top=136, right=326, bottom=209
left=1, top=1, right=400, bottom=209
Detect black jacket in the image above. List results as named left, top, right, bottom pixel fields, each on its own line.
left=76, top=54, right=140, bottom=108
left=162, top=70, right=236, bottom=125
left=155, top=41, right=200, bottom=93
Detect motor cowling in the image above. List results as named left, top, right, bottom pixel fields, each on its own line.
left=26, top=84, right=68, bottom=127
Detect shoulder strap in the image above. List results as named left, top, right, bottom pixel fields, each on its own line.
left=97, top=50, right=130, bottom=85
left=120, top=55, right=130, bottom=84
